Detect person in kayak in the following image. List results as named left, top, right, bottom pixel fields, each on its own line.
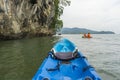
left=82, top=33, right=87, bottom=38
left=87, top=33, right=92, bottom=38
left=82, top=33, right=92, bottom=38
left=84, top=33, right=87, bottom=37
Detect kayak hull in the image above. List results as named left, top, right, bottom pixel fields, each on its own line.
left=82, top=36, right=92, bottom=38
left=32, top=39, right=101, bottom=80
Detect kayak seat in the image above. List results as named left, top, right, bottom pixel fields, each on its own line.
left=50, top=48, right=79, bottom=60
left=53, top=52, right=78, bottom=60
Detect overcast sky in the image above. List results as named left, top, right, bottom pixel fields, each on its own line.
left=60, top=0, right=120, bottom=34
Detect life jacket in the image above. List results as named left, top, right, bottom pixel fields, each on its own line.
left=87, top=33, right=91, bottom=38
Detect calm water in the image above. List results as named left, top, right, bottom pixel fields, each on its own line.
left=0, top=34, right=120, bottom=80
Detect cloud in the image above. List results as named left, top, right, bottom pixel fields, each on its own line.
left=61, top=0, right=120, bottom=33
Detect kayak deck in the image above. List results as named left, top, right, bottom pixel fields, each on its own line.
left=32, top=39, right=101, bottom=80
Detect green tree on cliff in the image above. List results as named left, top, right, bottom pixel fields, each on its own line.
left=50, top=0, right=71, bottom=32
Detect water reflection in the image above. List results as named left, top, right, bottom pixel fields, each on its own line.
left=0, top=36, right=60, bottom=80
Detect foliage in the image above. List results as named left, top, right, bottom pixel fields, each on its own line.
left=60, top=0, right=71, bottom=6
left=55, top=20, right=63, bottom=32
left=50, top=0, right=71, bottom=32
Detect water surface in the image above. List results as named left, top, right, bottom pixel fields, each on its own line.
left=0, top=37, right=60, bottom=80
left=0, top=34, right=120, bottom=80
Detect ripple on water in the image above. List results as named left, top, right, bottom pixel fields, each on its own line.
left=98, top=69, right=119, bottom=80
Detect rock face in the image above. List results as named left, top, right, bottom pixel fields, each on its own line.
left=0, top=0, right=56, bottom=40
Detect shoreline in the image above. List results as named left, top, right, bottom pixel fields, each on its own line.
left=0, top=32, right=53, bottom=40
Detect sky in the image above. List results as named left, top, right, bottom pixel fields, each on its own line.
left=60, top=0, right=120, bottom=34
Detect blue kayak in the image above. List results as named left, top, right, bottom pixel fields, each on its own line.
left=32, top=39, right=101, bottom=80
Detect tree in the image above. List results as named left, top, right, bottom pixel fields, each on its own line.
left=55, top=20, right=63, bottom=32
left=50, top=0, right=71, bottom=32
left=58, top=0, right=71, bottom=18
left=60, top=0, right=71, bottom=6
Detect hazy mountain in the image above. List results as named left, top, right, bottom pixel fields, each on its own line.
left=61, top=28, right=115, bottom=34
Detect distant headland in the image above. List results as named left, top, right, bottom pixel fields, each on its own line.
left=61, top=27, right=115, bottom=34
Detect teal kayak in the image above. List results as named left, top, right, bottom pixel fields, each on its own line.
left=32, top=39, right=101, bottom=80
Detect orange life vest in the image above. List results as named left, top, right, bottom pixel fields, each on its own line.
left=87, top=33, right=91, bottom=38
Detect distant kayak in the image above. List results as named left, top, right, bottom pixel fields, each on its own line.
left=82, top=33, right=92, bottom=38
left=82, top=36, right=92, bottom=38
left=32, top=39, right=101, bottom=80
left=58, top=33, right=62, bottom=35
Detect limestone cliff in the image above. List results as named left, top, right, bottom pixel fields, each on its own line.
left=0, top=0, right=56, bottom=40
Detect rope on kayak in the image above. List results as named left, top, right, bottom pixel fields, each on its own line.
left=80, top=56, right=88, bottom=60
left=46, top=61, right=60, bottom=71
left=83, top=65, right=94, bottom=72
